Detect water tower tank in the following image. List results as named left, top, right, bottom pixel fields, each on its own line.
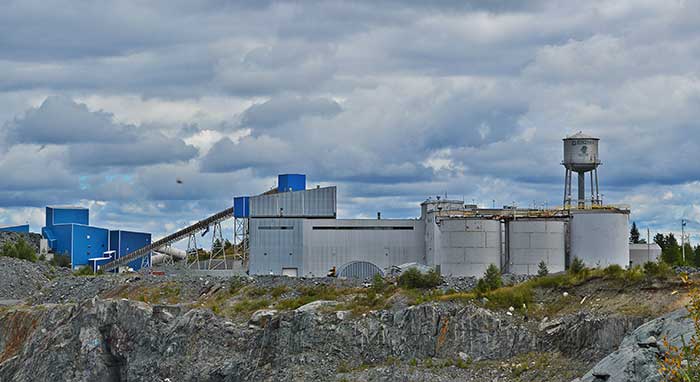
left=563, top=132, right=600, bottom=172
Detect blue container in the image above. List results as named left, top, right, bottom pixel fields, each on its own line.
left=234, top=196, right=250, bottom=218
left=278, top=174, right=306, bottom=192
left=46, top=206, right=89, bottom=227
left=109, top=230, right=152, bottom=271
left=0, top=224, right=29, bottom=233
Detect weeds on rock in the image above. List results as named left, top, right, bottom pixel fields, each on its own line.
left=0, top=239, right=36, bottom=262
left=659, top=287, right=700, bottom=381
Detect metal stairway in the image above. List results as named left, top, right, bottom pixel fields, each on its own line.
left=101, top=207, right=234, bottom=272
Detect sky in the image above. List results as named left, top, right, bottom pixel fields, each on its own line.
left=0, top=0, right=698, bottom=244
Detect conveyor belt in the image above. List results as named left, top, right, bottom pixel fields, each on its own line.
left=101, top=207, right=234, bottom=272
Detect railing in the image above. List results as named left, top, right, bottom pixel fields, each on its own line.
left=101, top=207, right=234, bottom=272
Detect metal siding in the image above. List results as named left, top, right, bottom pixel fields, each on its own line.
left=278, top=174, right=306, bottom=192
left=233, top=196, right=250, bottom=218
left=49, top=207, right=89, bottom=226
left=507, top=220, right=566, bottom=275
left=71, top=225, right=109, bottom=268
left=570, top=212, right=629, bottom=268
left=629, top=244, right=662, bottom=266
left=50, top=225, right=73, bottom=256
left=0, top=224, right=30, bottom=233
left=112, top=230, right=152, bottom=270
left=249, top=187, right=336, bottom=217
left=248, top=218, right=303, bottom=275
left=301, top=219, right=424, bottom=278
left=434, top=218, right=501, bottom=277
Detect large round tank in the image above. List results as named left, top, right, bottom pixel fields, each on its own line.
left=507, top=219, right=565, bottom=275
left=436, top=218, right=501, bottom=277
left=570, top=211, right=629, bottom=268
left=563, top=132, right=600, bottom=173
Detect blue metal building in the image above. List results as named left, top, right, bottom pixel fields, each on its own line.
left=109, top=230, right=152, bottom=271
left=0, top=224, right=30, bottom=233
left=278, top=174, right=306, bottom=193
left=41, top=206, right=152, bottom=271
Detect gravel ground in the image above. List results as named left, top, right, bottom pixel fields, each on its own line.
left=0, top=256, right=52, bottom=299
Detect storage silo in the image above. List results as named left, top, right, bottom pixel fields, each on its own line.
left=507, top=219, right=566, bottom=275
left=570, top=211, right=629, bottom=268
left=436, top=218, right=501, bottom=277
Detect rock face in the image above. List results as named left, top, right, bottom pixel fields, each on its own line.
left=0, top=232, right=42, bottom=253
left=574, top=308, right=694, bottom=382
left=0, top=257, right=50, bottom=299
left=0, top=298, right=645, bottom=382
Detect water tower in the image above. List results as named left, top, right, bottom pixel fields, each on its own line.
left=562, top=132, right=601, bottom=208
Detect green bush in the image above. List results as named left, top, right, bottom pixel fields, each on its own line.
left=0, top=238, right=37, bottom=262
left=484, top=284, right=534, bottom=310
left=603, top=264, right=625, bottom=279
left=569, top=257, right=585, bottom=275
left=476, top=264, right=502, bottom=293
left=50, top=254, right=71, bottom=268
left=398, top=268, right=442, bottom=289
left=73, top=266, right=94, bottom=276
left=371, top=273, right=386, bottom=294
left=537, top=261, right=549, bottom=277
left=643, top=261, right=673, bottom=279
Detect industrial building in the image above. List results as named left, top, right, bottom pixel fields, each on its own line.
left=41, top=206, right=151, bottom=271
left=0, top=224, right=30, bottom=233
left=241, top=133, right=633, bottom=278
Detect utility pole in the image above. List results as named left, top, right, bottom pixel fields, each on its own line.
left=682, top=219, right=687, bottom=263
left=647, top=227, right=651, bottom=263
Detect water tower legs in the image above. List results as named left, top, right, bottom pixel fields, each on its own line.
left=578, top=172, right=586, bottom=208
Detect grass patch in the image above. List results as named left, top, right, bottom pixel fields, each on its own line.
left=276, top=285, right=342, bottom=310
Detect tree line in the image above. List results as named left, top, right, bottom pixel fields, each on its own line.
left=631, top=221, right=700, bottom=266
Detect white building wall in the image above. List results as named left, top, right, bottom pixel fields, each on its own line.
left=301, top=219, right=424, bottom=277
left=431, top=217, right=502, bottom=277
left=629, top=243, right=662, bottom=267
left=507, top=220, right=566, bottom=275
left=248, top=218, right=304, bottom=275
left=570, top=211, right=630, bottom=268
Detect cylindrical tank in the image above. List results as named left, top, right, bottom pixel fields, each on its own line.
left=436, top=218, right=501, bottom=277
left=563, top=132, right=600, bottom=173
left=570, top=211, right=629, bottom=268
left=507, top=219, right=566, bottom=275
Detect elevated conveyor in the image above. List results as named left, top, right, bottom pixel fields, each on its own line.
left=101, top=207, right=234, bottom=272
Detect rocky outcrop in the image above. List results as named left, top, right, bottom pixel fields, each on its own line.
left=0, top=298, right=646, bottom=382
left=574, top=308, right=694, bottom=382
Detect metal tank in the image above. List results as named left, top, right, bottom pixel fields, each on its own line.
left=563, top=132, right=600, bottom=172
left=562, top=132, right=602, bottom=208
left=436, top=218, right=501, bottom=277
left=570, top=211, right=629, bottom=268
left=507, top=219, right=566, bottom=275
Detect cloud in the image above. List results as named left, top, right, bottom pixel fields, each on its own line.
left=0, top=1, right=699, bottom=242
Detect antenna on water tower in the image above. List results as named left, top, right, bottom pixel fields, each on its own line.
left=562, top=131, right=602, bottom=209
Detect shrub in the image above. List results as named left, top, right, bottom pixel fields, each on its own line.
left=398, top=268, right=442, bottom=289
left=476, top=264, right=502, bottom=293
left=0, top=238, right=37, bottom=262
left=371, top=273, right=386, bottom=294
left=603, top=264, right=625, bottom=279
left=537, top=261, right=549, bottom=277
left=484, top=284, right=534, bottom=310
left=644, top=261, right=673, bottom=279
left=569, top=257, right=585, bottom=275
left=50, top=254, right=71, bottom=268
left=73, top=266, right=94, bottom=276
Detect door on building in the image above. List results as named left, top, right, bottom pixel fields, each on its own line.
left=282, top=267, right=298, bottom=277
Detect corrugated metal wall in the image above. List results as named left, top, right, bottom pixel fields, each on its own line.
left=248, top=218, right=304, bottom=275
left=301, top=219, right=424, bottom=278
left=249, top=187, right=336, bottom=217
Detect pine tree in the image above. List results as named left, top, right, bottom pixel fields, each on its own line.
left=630, top=222, right=640, bottom=244
left=537, top=260, right=549, bottom=277
left=661, top=233, right=682, bottom=265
